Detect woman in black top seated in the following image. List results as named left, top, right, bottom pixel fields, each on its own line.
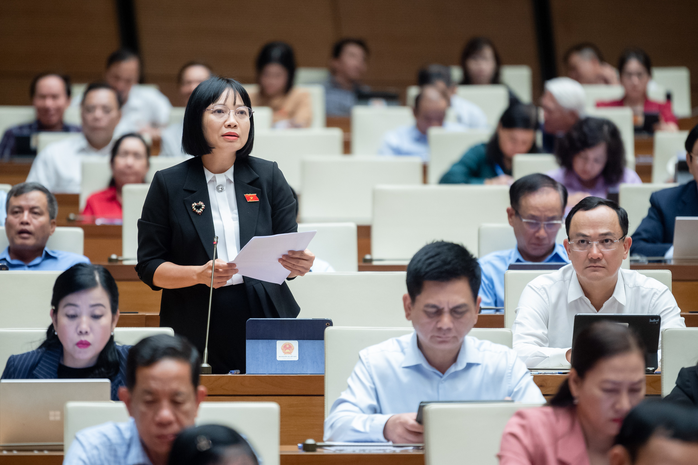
left=1, top=263, right=129, bottom=400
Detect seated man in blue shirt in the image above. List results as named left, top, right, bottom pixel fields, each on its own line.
left=378, top=85, right=464, bottom=163
left=478, top=173, right=570, bottom=312
left=0, top=73, right=81, bottom=158
left=64, top=334, right=208, bottom=465
left=0, top=182, right=89, bottom=270
left=324, top=241, right=544, bottom=443
left=631, top=124, right=698, bottom=258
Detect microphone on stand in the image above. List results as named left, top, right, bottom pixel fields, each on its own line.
left=201, top=236, right=218, bottom=375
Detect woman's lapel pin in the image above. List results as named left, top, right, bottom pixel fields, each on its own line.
left=192, top=201, right=205, bottom=215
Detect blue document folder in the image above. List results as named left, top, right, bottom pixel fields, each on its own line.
left=245, top=318, right=333, bottom=374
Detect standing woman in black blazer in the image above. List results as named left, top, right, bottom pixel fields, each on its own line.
left=136, top=77, right=314, bottom=374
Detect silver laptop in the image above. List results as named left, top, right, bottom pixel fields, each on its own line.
left=673, top=217, right=698, bottom=259
left=0, top=379, right=111, bottom=450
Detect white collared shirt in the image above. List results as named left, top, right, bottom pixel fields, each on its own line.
left=204, top=165, right=242, bottom=285
left=512, top=264, right=685, bottom=368
left=26, top=134, right=112, bottom=193
left=324, top=332, right=545, bottom=442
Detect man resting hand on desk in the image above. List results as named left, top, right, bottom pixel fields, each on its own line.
left=323, top=241, right=544, bottom=444
left=512, top=196, right=685, bottom=369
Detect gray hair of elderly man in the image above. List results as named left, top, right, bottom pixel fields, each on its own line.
left=544, top=77, right=586, bottom=116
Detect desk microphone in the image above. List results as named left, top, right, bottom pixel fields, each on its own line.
left=201, top=236, right=218, bottom=375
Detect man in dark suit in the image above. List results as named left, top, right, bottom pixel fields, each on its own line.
left=631, top=125, right=698, bottom=258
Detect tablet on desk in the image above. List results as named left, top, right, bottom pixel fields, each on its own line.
left=572, top=314, right=660, bottom=372
left=415, top=400, right=513, bottom=424
left=0, top=379, right=111, bottom=450
left=673, top=217, right=698, bottom=259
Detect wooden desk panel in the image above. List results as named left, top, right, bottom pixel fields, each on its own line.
left=0, top=160, right=32, bottom=186
left=0, top=450, right=424, bottom=465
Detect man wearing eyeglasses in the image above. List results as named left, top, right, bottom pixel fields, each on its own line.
left=478, top=174, right=570, bottom=313
left=512, top=196, right=685, bottom=368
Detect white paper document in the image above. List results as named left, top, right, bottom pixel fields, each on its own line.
left=230, top=231, right=316, bottom=284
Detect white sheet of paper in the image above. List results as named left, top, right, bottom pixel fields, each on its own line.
left=230, top=231, right=316, bottom=284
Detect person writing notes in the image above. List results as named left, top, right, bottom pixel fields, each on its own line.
left=324, top=241, right=544, bottom=443
left=136, top=77, right=314, bottom=375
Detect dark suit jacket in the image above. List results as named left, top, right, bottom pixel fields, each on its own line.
left=630, top=180, right=698, bottom=257
left=664, top=365, right=698, bottom=407
left=1, top=344, right=130, bottom=401
left=135, top=156, right=300, bottom=355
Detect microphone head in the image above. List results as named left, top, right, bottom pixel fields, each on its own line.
left=213, top=235, right=218, bottom=245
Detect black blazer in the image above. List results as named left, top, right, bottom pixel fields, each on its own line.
left=135, top=156, right=300, bottom=353
left=630, top=180, right=698, bottom=257
left=664, top=365, right=698, bottom=407
left=1, top=344, right=130, bottom=401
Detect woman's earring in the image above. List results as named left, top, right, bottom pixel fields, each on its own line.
left=111, top=331, right=114, bottom=336
left=54, top=330, right=58, bottom=335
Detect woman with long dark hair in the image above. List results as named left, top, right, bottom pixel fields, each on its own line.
left=439, top=103, right=538, bottom=185
left=249, top=41, right=312, bottom=128
left=1, top=263, right=128, bottom=400
left=498, top=321, right=646, bottom=464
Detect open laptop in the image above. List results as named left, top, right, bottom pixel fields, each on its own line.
left=0, top=379, right=111, bottom=450
left=246, top=318, right=333, bottom=374
left=572, top=314, right=661, bottom=372
left=673, top=217, right=698, bottom=259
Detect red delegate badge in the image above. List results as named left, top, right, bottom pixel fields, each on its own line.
left=244, top=193, right=259, bottom=202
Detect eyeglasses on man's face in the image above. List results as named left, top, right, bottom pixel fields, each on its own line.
left=567, top=236, right=626, bottom=252
left=515, top=211, right=563, bottom=233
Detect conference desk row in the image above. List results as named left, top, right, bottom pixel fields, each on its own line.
left=0, top=373, right=661, bottom=465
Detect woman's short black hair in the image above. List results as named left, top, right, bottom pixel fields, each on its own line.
left=41, top=263, right=121, bottom=379
left=486, top=103, right=539, bottom=169
left=618, top=48, right=652, bottom=76
left=108, top=133, right=150, bottom=187
left=255, top=41, right=296, bottom=95
left=182, top=76, right=255, bottom=159
left=614, top=401, right=698, bottom=461
left=406, top=241, right=481, bottom=302
left=549, top=321, right=644, bottom=407
left=168, top=424, right=260, bottom=465
left=460, top=36, right=501, bottom=85
left=555, top=117, right=626, bottom=185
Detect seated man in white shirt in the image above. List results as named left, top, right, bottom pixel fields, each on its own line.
left=104, top=49, right=172, bottom=139
left=64, top=334, right=207, bottom=465
left=160, top=61, right=212, bottom=157
left=378, top=85, right=464, bottom=163
left=27, top=82, right=122, bottom=193
left=417, top=64, right=489, bottom=130
left=479, top=173, right=570, bottom=312
left=512, top=196, right=685, bottom=368
left=324, top=241, right=545, bottom=444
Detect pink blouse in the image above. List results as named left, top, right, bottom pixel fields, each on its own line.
left=498, top=406, right=591, bottom=465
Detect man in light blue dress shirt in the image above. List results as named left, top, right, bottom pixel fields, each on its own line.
left=378, top=85, right=465, bottom=163
left=0, top=182, right=89, bottom=270
left=324, top=241, right=544, bottom=444
left=64, top=335, right=207, bottom=465
left=479, top=174, right=570, bottom=312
